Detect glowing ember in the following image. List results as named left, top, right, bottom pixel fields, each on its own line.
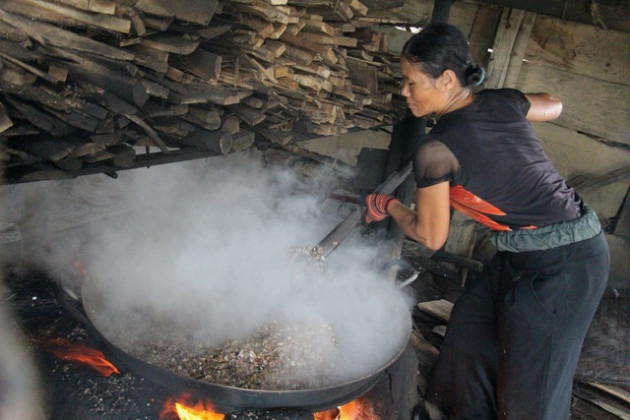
left=42, top=338, right=120, bottom=377
left=313, top=398, right=378, bottom=420
left=160, top=394, right=225, bottom=420
left=73, top=258, right=88, bottom=276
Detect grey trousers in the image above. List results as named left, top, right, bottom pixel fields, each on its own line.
left=426, top=231, right=610, bottom=419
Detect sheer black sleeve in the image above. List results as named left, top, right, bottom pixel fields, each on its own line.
left=413, top=139, right=460, bottom=188
left=501, top=88, right=531, bottom=116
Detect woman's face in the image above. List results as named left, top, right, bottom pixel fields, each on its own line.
left=400, top=58, right=447, bottom=118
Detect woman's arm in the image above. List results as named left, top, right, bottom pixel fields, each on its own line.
left=387, top=181, right=451, bottom=250
left=524, top=92, right=563, bottom=122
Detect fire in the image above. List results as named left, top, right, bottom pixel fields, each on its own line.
left=160, top=394, right=225, bottom=420
left=313, top=397, right=378, bottom=420
left=159, top=395, right=375, bottom=420
left=42, top=338, right=120, bottom=377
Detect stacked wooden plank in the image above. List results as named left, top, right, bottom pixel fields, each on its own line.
left=0, top=0, right=407, bottom=183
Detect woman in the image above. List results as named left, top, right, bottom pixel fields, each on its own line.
left=365, top=23, right=610, bottom=419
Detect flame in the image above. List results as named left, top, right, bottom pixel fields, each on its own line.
left=160, top=394, right=225, bottom=420
left=42, top=338, right=120, bottom=377
left=313, top=397, right=378, bottom=420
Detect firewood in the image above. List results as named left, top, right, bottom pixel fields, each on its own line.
left=348, top=0, right=369, bottom=16
left=123, top=114, right=169, bottom=153
left=172, top=48, right=222, bottom=81
left=171, top=83, right=252, bottom=106
left=47, top=66, right=68, bottom=83
left=235, top=1, right=290, bottom=24
left=282, top=44, right=316, bottom=65
left=45, top=107, right=101, bottom=133
left=89, top=133, right=124, bottom=147
left=302, top=17, right=336, bottom=36
left=5, top=98, right=74, bottom=137
left=0, top=101, right=12, bottom=134
left=0, top=42, right=59, bottom=83
left=53, top=156, right=83, bottom=170
left=106, top=144, right=136, bottom=168
left=291, top=73, right=332, bottom=93
left=166, top=66, right=185, bottom=82
left=292, top=63, right=331, bottom=79
left=15, top=165, right=69, bottom=182
left=179, top=128, right=232, bottom=154
left=273, top=65, right=290, bottom=78
left=347, top=57, right=378, bottom=94
left=0, top=65, right=37, bottom=86
left=83, top=149, right=116, bottom=163
left=116, top=6, right=146, bottom=36
left=312, top=1, right=354, bottom=22
left=298, top=33, right=358, bottom=48
left=183, top=106, right=223, bottom=130
left=280, top=33, right=337, bottom=64
left=231, top=129, right=255, bottom=151
left=143, top=15, right=174, bottom=32
left=54, top=0, right=116, bottom=15
left=277, top=76, right=299, bottom=91
left=277, top=5, right=304, bottom=19
left=240, top=15, right=275, bottom=39
left=11, top=134, right=75, bottom=161
left=130, top=52, right=169, bottom=73
left=242, top=96, right=265, bottom=109
left=150, top=118, right=196, bottom=138
left=285, top=20, right=306, bottom=36
left=61, top=59, right=150, bottom=108
left=137, top=79, right=168, bottom=100
left=260, top=0, right=287, bottom=5
left=144, top=103, right=189, bottom=118
left=312, top=123, right=346, bottom=136
left=220, top=115, right=241, bottom=135
left=352, top=28, right=385, bottom=52
left=417, top=299, right=453, bottom=323
left=332, top=22, right=357, bottom=33
left=134, top=0, right=219, bottom=26
left=12, top=0, right=131, bottom=34
left=263, top=40, right=287, bottom=59
left=140, top=35, right=201, bottom=56
left=350, top=114, right=381, bottom=129
left=254, top=126, right=293, bottom=145
left=268, top=23, right=288, bottom=39
left=228, top=104, right=266, bottom=126
left=197, top=24, right=232, bottom=40
left=0, top=0, right=400, bottom=177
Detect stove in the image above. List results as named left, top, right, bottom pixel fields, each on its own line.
left=3, top=266, right=420, bottom=420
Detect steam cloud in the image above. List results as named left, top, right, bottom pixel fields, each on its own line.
left=6, top=150, right=414, bottom=388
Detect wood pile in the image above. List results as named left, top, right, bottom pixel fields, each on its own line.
left=0, top=0, right=408, bottom=183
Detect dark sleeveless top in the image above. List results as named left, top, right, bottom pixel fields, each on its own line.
left=412, top=88, right=581, bottom=231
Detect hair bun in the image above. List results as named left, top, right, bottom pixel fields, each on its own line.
left=465, top=64, right=486, bottom=87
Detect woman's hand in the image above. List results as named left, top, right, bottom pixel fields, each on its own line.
left=525, top=92, right=563, bottom=122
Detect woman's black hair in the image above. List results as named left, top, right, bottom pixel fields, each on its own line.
left=402, top=23, right=486, bottom=87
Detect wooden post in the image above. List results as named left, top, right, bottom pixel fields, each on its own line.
left=485, top=8, right=527, bottom=89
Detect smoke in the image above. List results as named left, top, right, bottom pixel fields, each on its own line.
left=7, top=150, right=414, bottom=388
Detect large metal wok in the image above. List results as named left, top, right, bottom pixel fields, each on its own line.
left=72, top=276, right=412, bottom=412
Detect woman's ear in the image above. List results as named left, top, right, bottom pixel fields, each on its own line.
left=439, top=69, right=458, bottom=89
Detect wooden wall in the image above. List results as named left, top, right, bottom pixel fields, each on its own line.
left=481, top=7, right=630, bottom=288
left=522, top=15, right=630, bottom=224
